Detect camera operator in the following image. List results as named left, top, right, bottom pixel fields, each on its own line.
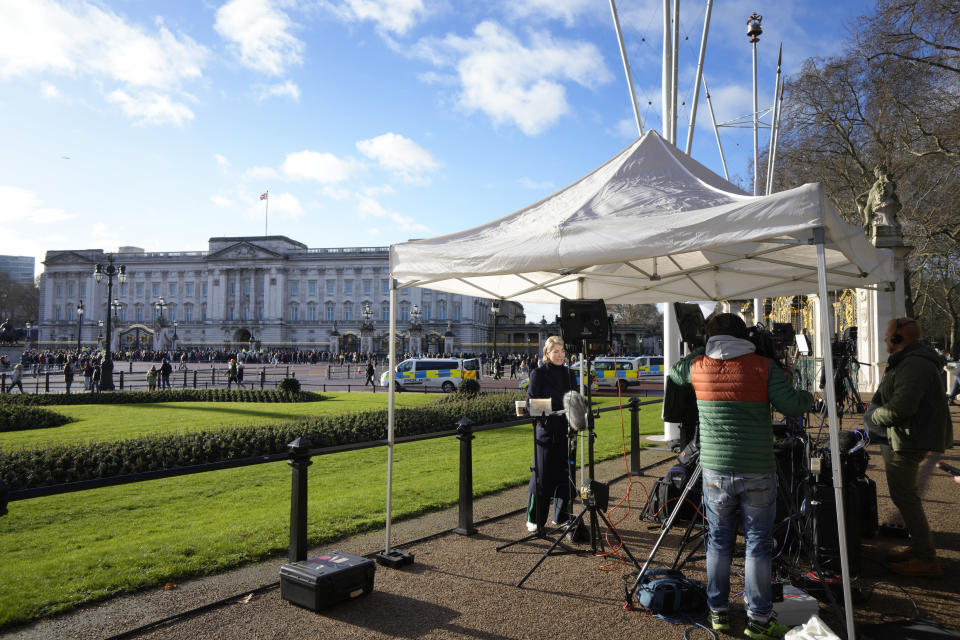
left=524, top=335, right=577, bottom=532
left=866, top=318, right=952, bottom=578
left=669, top=313, right=813, bottom=639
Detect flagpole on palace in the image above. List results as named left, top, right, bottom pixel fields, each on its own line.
left=261, top=190, right=269, bottom=235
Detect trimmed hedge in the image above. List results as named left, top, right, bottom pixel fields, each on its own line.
left=0, top=392, right=524, bottom=491
left=0, top=406, right=73, bottom=433
left=0, top=388, right=325, bottom=407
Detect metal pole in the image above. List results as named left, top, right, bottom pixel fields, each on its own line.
left=454, top=418, right=477, bottom=535
left=629, top=396, right=641, bottom=474
left=702, top=77, right=730, bottom=180
left=813, top=227, right=856, bottom=640
left=609, top=0, right=644, bottom=137
left=672, top=0, right=680, bottom=144
left=385, top=281, right=397, bottom=554
left=765, top=44, right=782, bottom=195
left=662, top=0, right=672, bottom=141
left=685, top=0, right=714, bottom=155
left=287, top=437, right=312, bottom=562
left=769, top=70, right=786, bottom=196
left=752, top=40, right=759, bottom=195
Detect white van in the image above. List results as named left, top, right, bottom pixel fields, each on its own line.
left=381, top=357, right=481, bottom=393
left=591, top=356, right=665, bottom=392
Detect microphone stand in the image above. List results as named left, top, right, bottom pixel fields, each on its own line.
left=496, top=413, right=579, bottom=561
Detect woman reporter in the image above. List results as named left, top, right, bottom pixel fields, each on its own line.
left=525, top=335, right=577, bottom=532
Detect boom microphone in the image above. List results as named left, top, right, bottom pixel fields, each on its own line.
left=563, top=390, right=587, bottom=431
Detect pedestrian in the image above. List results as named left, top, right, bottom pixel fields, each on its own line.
left=365, top=361, right=376, bottom=391
left=159, top=358, right=172, bottom=389
left=227, top=358, right=238, bottom=389
left=63, top=359, right=74, bottom=394
left=147, top=365, right=158, bottom=391
left=6, top=363, right=24, bottom=394
left=236, top=361, right=245, bottom=389
left=865, top=318, right=953, bottom=578
left=91, top=363, right=101, bottom=393
left=83, top=360, right=93, bottom=391
left=669, top=313, right=813, bottom=638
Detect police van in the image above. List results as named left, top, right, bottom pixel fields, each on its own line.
left=591, top=356, right=665, bottom=392
left=381, top=357, right=481, bottom=392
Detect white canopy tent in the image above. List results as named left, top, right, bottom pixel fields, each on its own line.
left=382, top=130, right=894, bottom=638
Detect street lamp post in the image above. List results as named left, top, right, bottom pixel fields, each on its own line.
left=25, top=321, right=32, bottom=351
left=361, top=302, right=373, bottom=356
left=98, top=320, right=104, bottom=348
left=489, top=300, right=501, bottom=357
left=94, top=256, right=127, bottom=391
left=409, top=304, right=422, bottom=356
left=75, top=300, right=84, bottom=355
left=154, top=296, right=168, bottom=351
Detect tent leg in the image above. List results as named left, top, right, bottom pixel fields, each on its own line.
left=814, top=227, right=856, bottom=640
left=376, top=279, right=413, bottom=568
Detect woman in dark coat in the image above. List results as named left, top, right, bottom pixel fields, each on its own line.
left=525, top=335, right=577, bottom=531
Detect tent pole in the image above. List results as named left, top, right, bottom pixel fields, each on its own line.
left=685, top=0, right=714, bottom=155
left=385, top=281, right=397, bottom=553
left=609, top=0, right=644, bottom=137
left=662, top=0, right=672, bottom=142
left=702, top=77, right=730, bottom=180
left=813, top=227, right=857, bottom=640
left=672, top=0, right=680, bottom=144
left=768, top=71, right=785, bottom=196
left=765, top=44, right=782, bottom=195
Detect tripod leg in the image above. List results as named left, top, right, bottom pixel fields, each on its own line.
left=628, top=465, right=703, bottom=604
left=517, top=506, right=588, bottom=588
left=594, top=508, right=643, bottom=572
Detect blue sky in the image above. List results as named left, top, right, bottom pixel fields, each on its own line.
left=0, top=0, right=873, bottom=321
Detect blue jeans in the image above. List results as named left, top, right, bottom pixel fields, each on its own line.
left=702, top=468, right=777, bottom=621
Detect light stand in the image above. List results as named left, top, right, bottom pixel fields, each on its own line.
left=496, top=412, right=581, bottom=586
left=94, top=256, right=126, bottom=391
left=75, top=300, right=84, bottom=356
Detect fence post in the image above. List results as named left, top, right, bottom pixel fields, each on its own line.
left=260, top=368, right=265, bottom=389
left=287, top=437, right=312, bottom=562
left=129, top=360, right=133, bottom=373
left=286, top=365, right=290, bottom=378
left=327, top=364, right=331, bottom=378
left=211, top=367, right=216, bottom=387
left=629, top=396, right=641, bottom=475
left=35, top=377, right=39, bottom=394
left=1, top=373, right=5, bottom=394
left=454, top=418, right=478, bottom=535
left=45, top=372, right=50, bottom=392
left=119, top=371, right=124, bottom=390
left=193, top=371, right=197, bottom=389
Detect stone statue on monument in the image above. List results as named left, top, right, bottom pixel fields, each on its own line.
left=856, top=163, right=903, bottom=243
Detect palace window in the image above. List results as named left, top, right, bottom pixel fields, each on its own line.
left=363, top=280, right=371, bottom=295
left=169, top=283, right=176, bottom=297
left=136, top=283, right=144, bottom=297
left=327, top=281, right=335, bottom=295
left=344, top=280, right=353, bottom=295
left=184, top=306, right=192, bottom=322
left=185, top=283, right=193, bottom=297
left=153, top=283, right=160, bottom=297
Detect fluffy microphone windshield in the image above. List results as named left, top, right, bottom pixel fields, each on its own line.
left=563, top=390, right=587, bottom=431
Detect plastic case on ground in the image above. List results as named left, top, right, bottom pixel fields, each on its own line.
left=280, top=551, right=376, bottom=611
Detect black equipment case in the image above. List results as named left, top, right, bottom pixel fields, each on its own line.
left=280, top=551, right=376, bottom=611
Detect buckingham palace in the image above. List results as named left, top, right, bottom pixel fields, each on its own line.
left=37, top=235, right=524, bottom=355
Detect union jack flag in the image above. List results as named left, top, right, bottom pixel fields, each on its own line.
left=259, top=192, right=268, bottom=200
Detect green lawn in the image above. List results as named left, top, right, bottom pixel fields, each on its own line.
left=0, top=393, right=438, bottom=448
left=0, top=393, right=665, bottom=629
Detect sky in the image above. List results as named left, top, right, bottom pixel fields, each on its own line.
left=0, top=0, right=875, bottom=322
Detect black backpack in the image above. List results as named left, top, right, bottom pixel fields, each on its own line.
left=635, top=569, right=706, bottom=617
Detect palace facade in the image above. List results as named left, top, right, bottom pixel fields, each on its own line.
left=37, top=236, right=523, bottom=354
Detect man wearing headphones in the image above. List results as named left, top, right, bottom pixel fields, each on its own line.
left=868, top=317, right=953, bottom=578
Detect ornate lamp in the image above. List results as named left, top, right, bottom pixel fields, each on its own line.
left=94, top=256, right=126, bottom=390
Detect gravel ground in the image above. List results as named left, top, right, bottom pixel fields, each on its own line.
left=7, top=407, right=960, bottom=640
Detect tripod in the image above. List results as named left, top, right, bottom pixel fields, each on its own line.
left=496, top=414, right=580, bottom=561
left=627, top=463, right=706, bottom=605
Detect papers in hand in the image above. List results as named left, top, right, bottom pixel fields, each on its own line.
left=528, top=398, right=553, bottom=417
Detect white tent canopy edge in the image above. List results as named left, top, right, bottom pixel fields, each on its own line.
left=382, top=131, right=893, bottom=640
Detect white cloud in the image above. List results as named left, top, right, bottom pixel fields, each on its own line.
left=414, top=21, right=612, bottom=135
left=355, top=194, right=429, bottom=232
left=280, top=151, right=358, bottom=183
left=505, top=0, right=603, bottom=27
left=325, top=0, right=427, bottom=36
left=106, top=89, right=194, bottom=127
left=40, top=82, right=59, bottom=99
left=215, top=0, right=304, bottom=76
left=215, top=154, right=231, bottom=169
left=356, top=133, right=438, bottom=184
left=247, top=191, right=304, bottom=219
left=0, top=185, right=74, bottom=224
left=0, top=1, right=208, bottom=124
left=243, top=166, right=281, bottom=181
left=211, top=195, right=233, bottom=207
left=257, top=80, right=301, bottom=102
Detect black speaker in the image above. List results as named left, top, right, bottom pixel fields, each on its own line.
left=673, top=303, right=706, bottom=348
left=559, top=299, right=609, bottom=345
